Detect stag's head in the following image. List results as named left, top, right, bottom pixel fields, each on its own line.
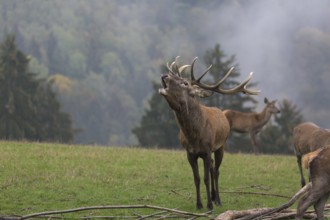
left=159, top=57, right=260, bottom=109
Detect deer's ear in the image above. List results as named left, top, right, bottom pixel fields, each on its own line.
left=190, top=85, right=213, bottom=98
left=264, top=97, right=269, bottom=104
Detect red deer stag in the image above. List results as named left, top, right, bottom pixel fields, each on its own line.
left=293, top=122, right=330, bottom=187
left=223, top=97, right=280, bottom=154
left=159, top=57, right=259, bottom=210
left=296, top=146, right=330, bottom=220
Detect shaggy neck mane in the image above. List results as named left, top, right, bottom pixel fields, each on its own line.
left=174, top=97, right=203, bottom=139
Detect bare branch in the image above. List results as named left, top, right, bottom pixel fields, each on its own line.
left=18, top=205, right=211, bottom=220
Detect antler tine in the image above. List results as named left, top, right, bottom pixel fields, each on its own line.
left=166, top=62, right=176, bottom=75
left=167, top=56, right=182, bottom=76
left=190, top=57, right=212, bottom=83
left=215, top=72, right=260, bottom=95
left=214, top=67, right=235, bottom=86
left=178, top=65, right=190, bottom=75
left=174, top=56, right=181, bottom=77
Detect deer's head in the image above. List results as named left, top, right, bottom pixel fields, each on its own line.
left=264, top=97, right=280, bottom=114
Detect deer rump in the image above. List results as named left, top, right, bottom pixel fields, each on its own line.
left=296, top=146, right=330, bottom=220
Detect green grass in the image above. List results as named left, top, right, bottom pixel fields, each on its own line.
left=0, top=141, right=303, bottom=218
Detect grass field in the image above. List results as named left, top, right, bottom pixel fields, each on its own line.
left=0, top=141, right=304, bottom=218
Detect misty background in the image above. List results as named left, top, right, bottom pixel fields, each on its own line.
left=0, top=0, right=329, bottom=146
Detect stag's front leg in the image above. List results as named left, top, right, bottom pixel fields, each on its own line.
left=202, top=152, right=213, bottom=210
left=210, top=157, right=216, bottom=202
left=187, top=152, right=203, bottom=209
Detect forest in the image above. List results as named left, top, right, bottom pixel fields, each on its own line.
left=0, top=0, right=330, bottom=153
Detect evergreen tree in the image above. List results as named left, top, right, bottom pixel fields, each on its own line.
left=259, top=99, right=304, bottom=154
left=132, top=81, right=180, bottom=149
left=0, top=35, right=74, bottom=142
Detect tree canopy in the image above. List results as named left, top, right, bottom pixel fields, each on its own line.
left=0, top=35, right=74, bottom=142
left=0, top=1, right=328, bottom=148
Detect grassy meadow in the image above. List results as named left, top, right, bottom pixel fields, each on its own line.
left=0, top=141, right=304, bottom=218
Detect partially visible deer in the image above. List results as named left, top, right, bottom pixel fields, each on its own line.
left=159, top=57, right=259, bottom=210
left=296, top=146, right=330, bottom=220
left=293, top=122, right=330, bottom=186
left=223, top=97, right=280, bottom=154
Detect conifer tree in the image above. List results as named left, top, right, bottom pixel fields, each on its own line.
left=132, top=81, right=179, bottom=149
left=0, top=35, right=74, bottom=142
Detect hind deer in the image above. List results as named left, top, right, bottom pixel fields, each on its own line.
left=159, top=57, right=259, bottom=210
left=296, top=146, right=330, bottom=220
left=223, top=98, right=280, bottom=154
left=293, top=122, right=330, bottom=187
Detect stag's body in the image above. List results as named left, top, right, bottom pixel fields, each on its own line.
left=166, top=84, right=229, bottom=209
left=296, top=146, right=330, bottom=220
left=223, top=98, right=280, bottom=153
left=177, top=102, right=229, bottom=155
left=159, top=57, right=258, bottom=210
left=293, top=122, right=330, bottom=186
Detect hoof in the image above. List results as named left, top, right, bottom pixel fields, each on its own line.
left=196, top=202, right=203, bottom=209
left=215, top=199, right=222, bottom=207
left=207, top=203, right=213, bottom=211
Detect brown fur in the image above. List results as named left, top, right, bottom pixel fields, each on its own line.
left=296, top=146, right=330, bottom=220
left=223, top=97, right=280, bottom=153
left=302, top=148, right=323, bottom=170
left=293, top=122, right=330, bottom=186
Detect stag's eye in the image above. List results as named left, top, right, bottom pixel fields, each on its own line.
left=181, top=81, right=189, bottom=86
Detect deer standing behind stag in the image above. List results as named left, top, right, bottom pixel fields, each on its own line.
left=224, top=97, right=280, bottom=154
left=159, top=56, right=259, bottom=210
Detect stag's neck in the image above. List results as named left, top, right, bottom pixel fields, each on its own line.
left=173, top=98, right=203, bottom=136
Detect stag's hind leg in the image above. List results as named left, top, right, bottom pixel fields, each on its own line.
left=212, top=147, right=224, bottom=207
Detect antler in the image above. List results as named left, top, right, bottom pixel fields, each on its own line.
left=190, top=57, right=260, bottom=95
left=166, top=56, right=190, bottom=77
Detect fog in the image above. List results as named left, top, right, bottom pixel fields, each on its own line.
left=159, top=0, right=330, bottom=122
left=210, top=0, right=330, bottom=105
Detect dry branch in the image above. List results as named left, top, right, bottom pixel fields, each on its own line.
left=17, top=204, right=211, bottom=220
left=216, top=183, right=312, bottom=220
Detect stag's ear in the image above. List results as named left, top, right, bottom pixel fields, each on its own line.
left=190, top=85, right=213, bottom=98
left=264, top=97, right=269, bottom=104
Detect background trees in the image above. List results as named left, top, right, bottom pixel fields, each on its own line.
left=0, top=35, right=73, bottom=142
left=0, top=1, right=327, bottom=152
